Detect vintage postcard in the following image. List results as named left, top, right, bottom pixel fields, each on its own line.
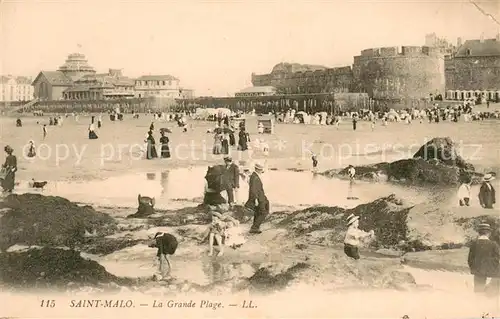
left=1, top=0, right=500, bottom=318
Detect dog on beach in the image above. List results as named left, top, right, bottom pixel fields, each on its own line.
left=29, top=179, right=48, bottom=189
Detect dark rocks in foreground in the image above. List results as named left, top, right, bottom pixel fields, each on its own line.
left=0, top=247, right=130, bottom=288
left=0, top=194, right=117, bottom=251
left=323, top=137, right=481, bottom=185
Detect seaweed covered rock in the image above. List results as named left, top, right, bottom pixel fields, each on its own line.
left=0, top=193, right=117, bottom=251
left=0, top=247, right=129, bottom=288
left=387, top=158, right=462, bottom=185
left=323, top=137, right=480, bottom=186
left=274, top=195, right=410, bottom=250
left=413, top=137, right=474, bottom=170
left=247, top=262, right=310, bottom=293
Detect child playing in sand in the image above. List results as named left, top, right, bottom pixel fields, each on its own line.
left=204, top=211, right=244, bottom=257
left=344, top=214, right=375, bottom=260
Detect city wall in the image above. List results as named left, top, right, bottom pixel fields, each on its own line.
left=352, top=46, right=445, bottom=100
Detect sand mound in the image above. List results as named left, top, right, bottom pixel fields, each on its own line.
left=0, top=247, right=127, bottom=288
left=0, top=193, right=117, bottom=250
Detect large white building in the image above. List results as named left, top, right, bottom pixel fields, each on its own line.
left=134, top=75, right=194, bottom=99
left=0, top=75, right=34, bottom=102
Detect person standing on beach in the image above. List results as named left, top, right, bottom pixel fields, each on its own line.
left=467, top=223, right=500, bottom=293
left=159, top=131, right=171, bottom=159
left=97, top=114, right=102, bottom=129
left=245, top=163, right=269, bottom=234
left=479, top=174, right=496, bottom=209
left=457, top=178, right=471, bottom=206
left=145, top=131, right=158, bottom=159
left=223, top=156, right=239, bottom=206
left=238, top=127, right=248, bottom=151
left=352, top=117, right=357, bottom=131
left=42, top=124, right=47, bottom=140
left=1, top=145, right=17, bottom=193
left=343, top=214, right=375, bottom=260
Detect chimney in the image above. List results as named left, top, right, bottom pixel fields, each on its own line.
left=457, top=37, right=462, bottom=47
left=480, top=33, right=484, bottom=43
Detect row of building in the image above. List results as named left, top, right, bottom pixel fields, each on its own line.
left=1, top=53, right=195, bottom=103
left=241, top=34, right=500, bottom=102
left=0, top=75, right=34, bottom=102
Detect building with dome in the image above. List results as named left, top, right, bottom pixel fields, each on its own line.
left=32, top=52, right=136, bottom=101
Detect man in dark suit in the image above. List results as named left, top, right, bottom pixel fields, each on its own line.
left=479, top=174, right=496, bottom=209
left=245, top=163, right=269, bottom=234
left=223, top=156, right=239, bottom=205
left=468, top=223, right=500, bottom=293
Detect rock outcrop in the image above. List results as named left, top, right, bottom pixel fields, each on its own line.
left=0, top=194, right=117, bottom=251
left=413, top=137, right=474, bottom=170
left=323, top=137, right=480, bottom=185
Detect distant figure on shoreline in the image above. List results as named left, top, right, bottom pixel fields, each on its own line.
left=42, top=124, right=47, bottom=140
left=467, top=223, right=499, bottom=293
left=479, top=174, right=496, bottom=209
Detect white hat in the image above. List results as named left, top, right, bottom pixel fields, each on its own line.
left=346, top=214, right=360, bottom=226
left=484, top=173, right=495, bottom=182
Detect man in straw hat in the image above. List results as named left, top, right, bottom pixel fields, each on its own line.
left=344, top=214, right=375, bottom=260
left=479, top=173, right=496, bottom=209
left=223, top=156, right=240, bottom=207
left=245, top=162, right=269, bottom=234
left=467, top=223, right=499, bottom=293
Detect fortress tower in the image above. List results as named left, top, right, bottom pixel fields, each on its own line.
left=352, top=46, right=445, bottom=101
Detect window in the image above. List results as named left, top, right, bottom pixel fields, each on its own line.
left=466, top=49, right=471, bottom=56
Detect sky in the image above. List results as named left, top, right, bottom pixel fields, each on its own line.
left=1, top=0, right=499, bottom=96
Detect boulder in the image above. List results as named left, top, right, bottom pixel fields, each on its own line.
left=322, top=137, right=480, bottom=186
left=0, top=247, right=130, bottom=288
left=413, top=137, right=474, bottom=170
left=0, top=194, right=117, bottom=251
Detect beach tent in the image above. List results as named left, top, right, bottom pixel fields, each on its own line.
left=215, top=108, right=231, bottom=116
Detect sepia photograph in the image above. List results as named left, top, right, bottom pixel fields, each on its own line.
left=0, top=0, right=499, bottom=318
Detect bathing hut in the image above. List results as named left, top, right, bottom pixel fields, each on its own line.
left=232, top=117, right=245, bottom=129
left=257, top=115, right=274, bottom=134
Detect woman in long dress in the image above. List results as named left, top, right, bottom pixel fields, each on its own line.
left=88, top=123, right=99, bottom=139
left=228, top=127, right=236, bottom=147
left=159, top=131, right=171, bottom=159
left=213, top=133, right=223, bottom=155
left=238, top=128, right=248, bottom=151
left=27, top=140, right=36, bottom=158
left=1, top=145, right=17, bottom=193
left=221, top=132, right=230, bottom=155
left=145, top=131, right=158, bottom=159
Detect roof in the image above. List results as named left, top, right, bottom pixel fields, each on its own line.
left=33, top=71, right=73, bottom=86
left=136, top=75, right=179, bottom=81
left=1, top=75, right=33, bottom=84
left=271, top=62, right=327, bottom=74
left=238, top=86, right=276, bottom=93
left=455, top=39, right=500, bottom=57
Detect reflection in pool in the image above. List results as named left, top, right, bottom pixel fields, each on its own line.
left=19, top=166, right=452, bottom=209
